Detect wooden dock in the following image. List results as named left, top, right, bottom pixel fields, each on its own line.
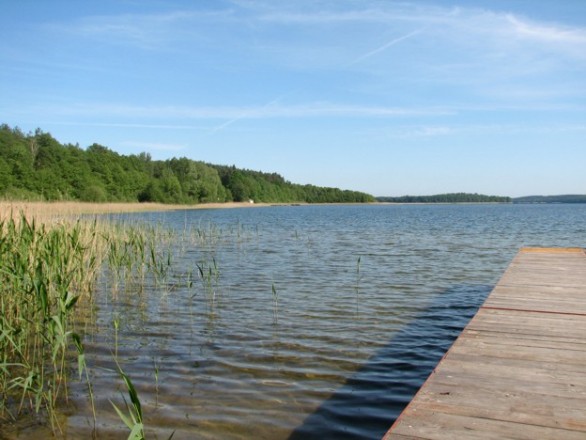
left=384, top=247, right=586, bottom=440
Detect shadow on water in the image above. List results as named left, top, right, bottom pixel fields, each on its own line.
left=288, top=284, right=493, bottom=440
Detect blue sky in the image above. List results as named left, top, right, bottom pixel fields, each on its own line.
left=1, top=0, right=585, bottom=197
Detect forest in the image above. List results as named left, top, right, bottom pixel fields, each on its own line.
left=376, top=193, right=511, bottom=203
left=513, top=195, right=586, bottom=204
left=0, top=124, right=375, bottom=204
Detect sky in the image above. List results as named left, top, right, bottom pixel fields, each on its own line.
left=1, top=0, right=585, bottom=197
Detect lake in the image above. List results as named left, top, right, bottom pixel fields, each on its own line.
left=24, top=204, right=586, bottom=439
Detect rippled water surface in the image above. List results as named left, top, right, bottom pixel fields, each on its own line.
left=15, top=204, right=586, bottom=439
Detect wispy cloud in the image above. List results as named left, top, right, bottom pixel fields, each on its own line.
left=12, top=0, right=586, bottom=132
left=48, top=9, right=234, bottom=50
left=386, top=122, right=586, bottom=139
left=505, top=14, right=586, bottom=45
left=43, top=102, right=453, bottom=121
left=247, top=2, right=451, bottom=26
left=41, top=121, right=210, bottom=130
left=51, top=2, right=586, bottom=73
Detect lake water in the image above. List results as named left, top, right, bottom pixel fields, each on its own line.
left=17, top=204, right=586, bottom=439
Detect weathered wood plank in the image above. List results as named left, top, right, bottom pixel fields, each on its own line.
left=411, top=388, right=586, bottom=432
left=448, top=339, right=586, bottom=366
left=460, top=330, right=586, bottom=352
left=390, top=409, right=586, bottom=440
left=384, top=247, right=586, bottom=439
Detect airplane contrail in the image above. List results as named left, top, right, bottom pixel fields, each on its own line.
left=209, top=91, right=297, bottom=135
left=209, top=112, right=247, bottom=134
left=349, top=28, right=423, bottom=65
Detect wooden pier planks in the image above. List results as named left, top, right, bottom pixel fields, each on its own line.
left=384, top=247, right=586, bottom=440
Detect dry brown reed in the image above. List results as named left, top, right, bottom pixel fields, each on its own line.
left=0, top=201, right=267, bottom=225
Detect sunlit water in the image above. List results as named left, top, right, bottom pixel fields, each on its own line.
left=10, top=204, right=586, bottom=439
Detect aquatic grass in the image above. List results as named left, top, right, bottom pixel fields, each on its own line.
left=142, top=227, right=175, bottom=289
left=354, top=256, right=363, bottom=315
left=0, top=211, right=189, bottom=436
left=110, top=363, right=145, bottom=440
left=0, top=203, right=230, bottom=437
left=111, top=360, right=175, bottom=440
left=196, top=256, right=221, bottom=310
left=72, top=333, right=96, bottom=435
left=153, top=358, right=160, bottom=406
left=113, top=315, right=121, bottom=360
left=272, top=282, right=279, bottom=325
left=355, top=256, right=362, bottom=294
left=0, top=215, right=105, bottom=431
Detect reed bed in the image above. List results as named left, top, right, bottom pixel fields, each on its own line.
left=0, top=203, right=202, bottom=437
left=0, top=201, right=265, bottom=225
left=0, top=201, right=186, bottom=225
left=0, top=216, right=104, bottom=431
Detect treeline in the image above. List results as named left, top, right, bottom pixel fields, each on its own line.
left=0, top=124, right=374, bottom=204
left=513, top=195, right=586, bottom=204
left=376, top=193, right=511, bottom=203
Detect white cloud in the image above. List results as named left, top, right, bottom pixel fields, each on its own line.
left=505, top=14, right=586, bottom=45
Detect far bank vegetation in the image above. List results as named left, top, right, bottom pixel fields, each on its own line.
left=0, top=124, right=374, bottom=205
left=377, top=193, right=511, bottom=203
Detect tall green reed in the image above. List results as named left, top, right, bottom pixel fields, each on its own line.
left=110, top=362, right=145, bottom=440
left=0, top=216, right=102, bottom=432
left=0, top=210, right=231, bottom=437
left=0, top=214, right=186, bottom=435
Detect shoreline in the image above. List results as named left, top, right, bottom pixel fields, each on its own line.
left=0, top=201, right=275, bottom=222
left=1, top=200, right=521, bottom=223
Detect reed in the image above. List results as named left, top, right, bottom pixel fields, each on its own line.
left=0, top=216, right=105, bottom=431
left=0, top=207, right=188, bottom=435
left=110, top=362, right=145, bottom=440
left=0, top=201, right=265, bottom=229
left=197, top=256, right=221, bottom=310
left=0, top=201, right=189, bottom=226
left=0, top=202, right=229, bottom=436
left=111, top=358, right=175, bottom=440
left=355, top=256, right=362, bottom=294
left=272, top=282, right=279, bottom=325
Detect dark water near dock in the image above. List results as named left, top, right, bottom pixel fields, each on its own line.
left=33, top=204, right=586, bottom=439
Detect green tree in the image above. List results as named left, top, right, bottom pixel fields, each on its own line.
left=0, top=123, right=376, bottom=204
